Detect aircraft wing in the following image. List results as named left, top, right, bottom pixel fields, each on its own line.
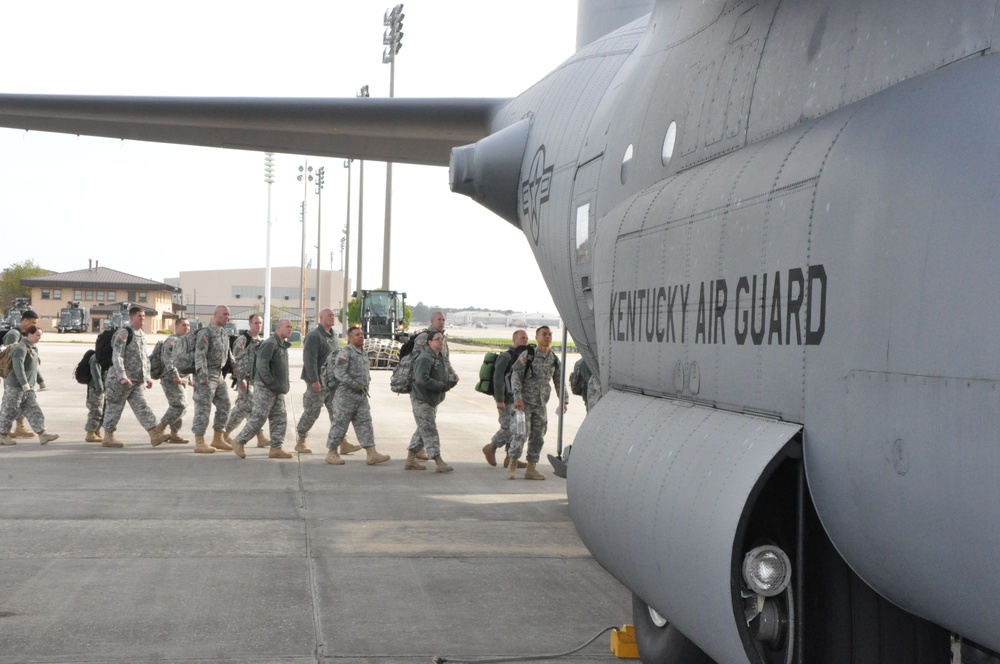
left=0, top=94, right=511, bottom=167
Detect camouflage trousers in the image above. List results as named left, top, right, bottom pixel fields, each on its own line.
left=102, top=380, right=158, bottom=432
left=0, top=386, right=44, bottom=434
left=489, top=401, right=516, bottom=450
left=508, top=404, right=548, bottom=463
left=297, top=384, right=335, bottom=436
left=235, top=382, right=286, bottom=448
left=407, top=395, right=441, bottom=459
left=158, top=379, right=186, bottom=430
left=84, top=384, right=105, bottom=432
left=191, top=373, right=230, bottom=436
left=226, top=384, right=254, bottom=432
left=327, top=389, right=374, bottom=450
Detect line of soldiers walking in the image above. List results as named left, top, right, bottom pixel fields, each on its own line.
left=1, top=306, right=581, bottom=479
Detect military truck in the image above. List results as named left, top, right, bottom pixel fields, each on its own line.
left=0, top=297, right=31, bottom=335
left=104, top=302, right=130, bottom=331
left=57, top=301, right=90, bottom=333
left=354, top=289, right=407, bottom=369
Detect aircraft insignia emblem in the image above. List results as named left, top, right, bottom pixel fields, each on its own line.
left=521, top=145, right=553, bottom=245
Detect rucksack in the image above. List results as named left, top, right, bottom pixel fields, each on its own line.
left=569, top=359, right=587, bottom=396
left=389, top=334, right=419, bottom=394
left=94, top=327, right=133, bottom=372
left=229, top=331, right=256, bottom=387
left=0, top=344, right=15, bottom=379
left=74, top=349, right=96, bottom=384
left=148, top=340, right=166, bottom=380
left=222, top=332, right=244, bottom=386
left=173, top=331, right=198, bottom=376
left=474, top=352, right=500, bottom=395
left=320, top=348, right=340, bottom=391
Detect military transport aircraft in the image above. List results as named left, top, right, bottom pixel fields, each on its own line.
left=1, top=0, right=999, bottom=662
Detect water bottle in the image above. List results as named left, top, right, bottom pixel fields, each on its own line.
left=514, top=410, right=526, bottom=437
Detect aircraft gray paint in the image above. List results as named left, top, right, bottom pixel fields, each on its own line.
left=1, top=1, right=998, bottom=662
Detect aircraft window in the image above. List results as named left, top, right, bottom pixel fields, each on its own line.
left=621, top=144, right=634, bottom=184
left=662, top=121, right=677, bottom=167
left=576, top=203, right=591, bottom=263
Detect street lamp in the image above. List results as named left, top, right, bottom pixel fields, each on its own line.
left=342, top=158, right=353, bottom=337
left=297, top=162, right=313, bottom=333
left=315, top=166, right=325, bottom=309
left=263, top=153, right=275, bottom=330
left=382, top=5, right=403, bottom=289
left=356, top=85, right=369, bottom=295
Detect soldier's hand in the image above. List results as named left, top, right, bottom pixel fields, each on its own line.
left=560, top=403, right=568, bottom=414
left=172, top=377, right=182, bottom=385
left=121, top=377, right=132, bottom=387
left=240, top=380, right=248, bottom=392
left=145, top=380, right=153, bottom=389
left=21, top=383, right=31, bottom=393
left=450, top=371, right=459, bottom=383
left=353, top=383, right=363, bottom=393
left=311, top=381, right=322, bottom=393
left=37, top=382, right=46, bottom=391
left=514, top=400, right=525, bottom=411
left=496, top=402, right=505, bottom=411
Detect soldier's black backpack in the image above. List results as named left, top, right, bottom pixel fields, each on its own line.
left=74, top=349, right=96, bottom=384
left=225, top=330, right=254, bottom=387
left=389, top=334, right=418, bottom=394
left=94, top=327, right=133, bottom=373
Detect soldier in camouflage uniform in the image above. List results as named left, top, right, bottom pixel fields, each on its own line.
left=508, top=325, right=568, bottom=480
left=152, top=317, right=192, bottom=444
left=191, top=305, right=235, bottom=454
left=482, top=329, right=529, bottom=469
left=404, top=331, right=456, bottom=472
left=295, top=308, right=359, bottom=455
left=0, top=326, right=58, bottom=445
left=84, top=347, right=106, bottom=442
left=3, top=310, right=44, bottom=440
left=232, top=319, right=293, bottom=459
left=407, top=311, right=458, bottom=459
left=324, top=327, right=390, bottom=466
left=100, top=307, right=170, bottom=448
left=223, top=314, right=269, bottom=448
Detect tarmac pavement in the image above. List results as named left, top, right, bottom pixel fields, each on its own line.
left=0, top=336, right=631, bottom=663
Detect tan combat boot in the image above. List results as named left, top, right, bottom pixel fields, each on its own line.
left=524, top=462, right=546, bottom=480
left=503, top=456, right=528, bottom=469
left=232, top=439, right=245, bottom=459
left=102, top=431, right=124, bottom=448
left=211, top=430, right=233, bottom=451
left=85, top=430, right=102, bottom=443
left=404, top=450, right=426, bottom=470
left=365, top=447, right=390, bottom=465
left=168, top=430, right=189, bottom=444
left=268, top=446, right=292, bottom=459
left=149, top=423, right=168, bottom=447
left=38, top=431, right=59, bottom=445
left=433, top=455, right=454, bottom=473
left=294, top=435, right=312, bottom=454
left=415, top=450, right=430, bottom=461
left=482, top=443, right=497, bottom=467
left=12, top=419, right=34, bottom=439
left=325, top=449, right=345, bottom=465
left=339, top=437, right=361, bottom=454
left=193, top=435, right=216, bottom=454
left=505, top=457, right=518, bottom=480
left=256, top=431, right=269, bottom=447
left=222, top=429, right=235, bottom=445
left=0, top=434, right=15, bottom=445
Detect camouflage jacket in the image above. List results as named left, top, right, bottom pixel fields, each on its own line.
left=511, top=347, right=567, bottom=408
left=195, top=324, right=233, bottom=379
left=109, top=323, right=148, bottom=384
left=333, top=344, right=371, bottom=393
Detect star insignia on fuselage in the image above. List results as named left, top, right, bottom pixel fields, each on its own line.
left=521, top=145, right=553, bottom=245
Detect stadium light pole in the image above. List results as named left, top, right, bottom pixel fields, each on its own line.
left=263, top=153, right=275, bottom=331
left=381, top=4, right=403, bottom=289
left=342, top=158, right=353, bottom=337
left=356, top=84, right=369, bottom=295
left=297, top=161, right=313, bottom=333
left=314, top=166, right=325, bottom=309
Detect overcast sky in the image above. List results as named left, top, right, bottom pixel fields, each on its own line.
left=0, top=1, right=577, bottom=314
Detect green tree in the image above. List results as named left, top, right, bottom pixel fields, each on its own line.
left=410, top=301, right=429, bottom=323
left=0, top=260, right=48, bottom=305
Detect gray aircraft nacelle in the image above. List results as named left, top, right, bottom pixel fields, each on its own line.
left=452, top=1, right=1000, bottom=662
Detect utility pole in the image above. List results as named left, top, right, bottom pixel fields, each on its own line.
left=297, top=162, right=313, bottom=334
left=263, top=153, right=275, bottom=331
left=315, top=166, right=325, bottom=308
